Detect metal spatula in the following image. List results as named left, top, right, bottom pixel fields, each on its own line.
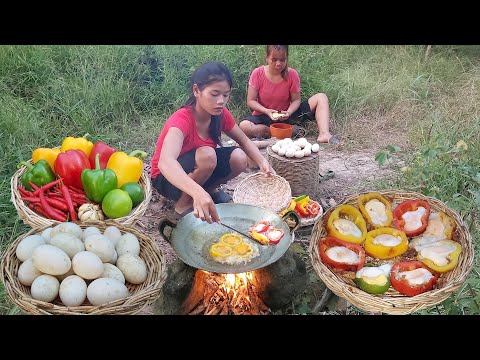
left=218, top=221, right=267, bottom=245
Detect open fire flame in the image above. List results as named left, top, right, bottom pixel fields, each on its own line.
left=185, top=271, right=270, bottom=315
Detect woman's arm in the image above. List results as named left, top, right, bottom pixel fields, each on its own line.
left=246, top=85, right=277, bottom=119
left=158, top=127, right=219, bottom=223
left=225, top=124, right=275, bottom=176
left=282, top=92, right=301, bottom=119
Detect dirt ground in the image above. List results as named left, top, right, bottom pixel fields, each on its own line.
left=136, top=116, right=408, bottom=314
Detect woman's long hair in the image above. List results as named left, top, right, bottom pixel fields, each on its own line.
left=183, top=61, right=233, bottom=146
left=266, top=45, right=289, bottom=80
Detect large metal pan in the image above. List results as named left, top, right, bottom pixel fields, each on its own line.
left=159, top=203, right=300, bottom=274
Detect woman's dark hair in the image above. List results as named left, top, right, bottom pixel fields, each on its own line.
left=266, top=45, right=289, bottom=80
left=183, top=61, right=233, bottom=146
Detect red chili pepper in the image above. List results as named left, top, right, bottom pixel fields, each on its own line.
left=60, top=184, right=78, bottom=221
left=89, top=142, right=116, bottom=169
left=32, top=179, right=63, bottom=196
left=20, top=196, right=69, bottom=212
left=29, top=182, right=40, bottom=191
left=18, top=187, right=34, bottom=197
left=28, top=202, right=49, bottom=218
left=319, top=236, right=366, bottom=272
left=393, top=200, right=431, bottom=237
left=39, top=189, right=68, bottom=222
left=390, top=261, right=439, bottom=296
left=67, top=185, right=86, bottom=195
left=54, top=149, right=92, bottom=190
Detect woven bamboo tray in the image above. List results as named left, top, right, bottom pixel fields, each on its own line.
left=266, top=145, right=319, bottom=198
left=308, top=190, right=474, bottom=315
left=1, top=221, right=166, bottom=315
left=11, top=159, right=152, bottom=227
left=233, top=173, right=291, bottom=213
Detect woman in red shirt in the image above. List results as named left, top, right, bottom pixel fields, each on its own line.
left=239, top=45, right=338, bottom=144
left=150, top=61, right=274, bottom=224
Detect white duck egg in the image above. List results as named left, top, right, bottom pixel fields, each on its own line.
left=285, top=149, right=295, bottom=158
left=294, top=150, right=305, bottom=158
left=311, top=143, right=320, bottom=153
left=278, top=148, right=286, bottom=156
left=103, top=226, right=123, bottom=248
left=59, top=275, right=87, bottom=307
left=303, top=148, right=312, bottom=156
left=271, top=144, right=280, bottom=153
left=72, top=251, right=104, bottom=280
left=31, top=274, right=60, bottom=302
left=87, top=278, right=129, bottom=306
left=32, top=245, right=71, bottom=275
left=18, top=258, right=43, bottom=286
left=116, top=233, right=140, bottom=257
left=16, top=235, right=46, bottom=262
left=82, top=226, right=102, bottom=241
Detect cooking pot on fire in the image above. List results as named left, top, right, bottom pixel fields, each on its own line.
left=159, top=203, right=300, bottom=274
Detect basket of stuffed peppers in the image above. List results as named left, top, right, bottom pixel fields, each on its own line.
left=308, top=190, right=474, bottom=315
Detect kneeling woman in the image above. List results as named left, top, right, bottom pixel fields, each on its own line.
left=150, top=61, right=275, bottom=224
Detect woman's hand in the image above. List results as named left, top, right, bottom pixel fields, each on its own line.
left=267, top=109, right=283, bottom=121
left=258, top=158, right=276, bottom=177
left=279, top=111, right=290, bottom=120
left=192, top=189, right=220, bottom=224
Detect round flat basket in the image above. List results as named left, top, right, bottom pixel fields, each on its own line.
left=233, top=173, right=291, bottom=213
left=11, top=159, right=152, bottom=227
left=308, top=190, right=474, bottom=315
left=266, top=145, right=319, bottom=198
left=0, top=220, right=167, bottom=315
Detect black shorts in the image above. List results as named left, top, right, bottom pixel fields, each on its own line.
left=244, top=99, right=314, bottom=126
left=152, top=146, right=238, bottom=202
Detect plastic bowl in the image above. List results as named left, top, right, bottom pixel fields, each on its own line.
left=270, top=123, right=293, bottom=140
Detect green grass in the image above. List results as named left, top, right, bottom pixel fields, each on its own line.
left=1, top=45, right=479, bottom=315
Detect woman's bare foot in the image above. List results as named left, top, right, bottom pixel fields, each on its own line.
left=317, top=134, right=340, bottom=144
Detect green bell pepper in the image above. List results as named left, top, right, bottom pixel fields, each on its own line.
left=18, top=160, right=56, bottom=191
left=102, top=189, right=132, bottom=218
left=81, top=153, right=118, bottom=203
left=354, top=264, right=392, bottom=294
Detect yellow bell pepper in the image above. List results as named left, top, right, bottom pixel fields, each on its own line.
left=364, top=227, right=408, bottom=259
left=417, top=240, right=462, bottom=273
left=61, top=133, right=94, bottom=157
left=279, top=199, right=296, bottom=216
left=32, top=147, right=61, bottom=170
left=106, top=150, right=147, bottom=188
left=326, top=204, right=367, bottom=244
left=357, top=192, right=393, bottom=228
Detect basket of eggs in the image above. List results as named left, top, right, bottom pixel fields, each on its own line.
left=308, top=190, right=474, bottom=315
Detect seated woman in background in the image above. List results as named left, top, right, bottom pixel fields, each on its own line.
left=239, top=45, right=339, bottom=144
left=150, top=61, right=275, bottom=224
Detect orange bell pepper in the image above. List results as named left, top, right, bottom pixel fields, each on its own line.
left=106, top=150, right=147, bottom=188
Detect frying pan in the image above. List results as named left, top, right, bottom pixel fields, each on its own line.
left=159, top=203, right=300, bottom=274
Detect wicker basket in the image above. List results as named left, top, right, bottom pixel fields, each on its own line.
left=233, top=173, right=291, bottom=213
left=266, top=145, right=319, bottom=198
left=11, top=159, right=152, bottom=227
left=308, top=190, right=474, bottom=315
left=1, top=220, right=166, bottom=315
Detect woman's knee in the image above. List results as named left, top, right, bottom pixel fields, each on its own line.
left=239, top=120, right=253, bottom=135
left=229, top=148, right=248, bottom=173
left=195, top=146, right=217, bottom=172
left=309, top=92, right=329, bottom=109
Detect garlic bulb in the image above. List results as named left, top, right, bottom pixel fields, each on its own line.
left=77, top=203, right=105, bottom=221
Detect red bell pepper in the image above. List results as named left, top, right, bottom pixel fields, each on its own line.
left=249, top=221, right=270, bottom=234
left=54, top=149, right=92, bottom=190
left=89, top=142, right=116, bottom=169
left=319, top=236, right=366, bottom=272
left=390, top=260, right=439, bottom=296
left=265, top=227, right=284, bottom=244
left=393, top=200, right=431, bottom=237
left=305, top=201, right=321, bottom=216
